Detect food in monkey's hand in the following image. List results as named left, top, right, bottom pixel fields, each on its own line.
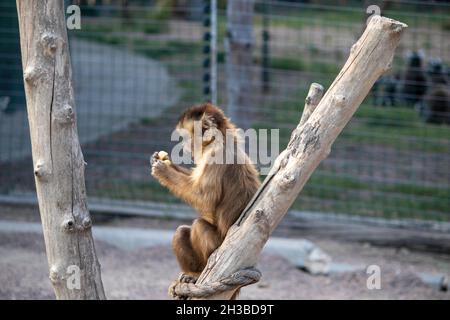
left=151, top=150, right=171, bottom=166
left=157, top=151, right=171, bottom=164
left=158, top=151, right=169, bottom=161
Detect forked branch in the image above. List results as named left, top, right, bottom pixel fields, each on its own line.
left=171, top=16, right=407, bottom=300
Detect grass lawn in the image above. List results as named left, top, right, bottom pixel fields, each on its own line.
left=255, top=87, right=450, bottom=221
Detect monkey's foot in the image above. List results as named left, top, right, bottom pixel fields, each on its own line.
left=168, top=273, right=198, bottom=300
left=178, top=273, right=198, bottom=284
left=168, top=279, right=189, bottom=300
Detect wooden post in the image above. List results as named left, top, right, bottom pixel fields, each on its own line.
left=16, top=0, right=106, bottom=299
left=192, top=16, right=407, bottom=300
left=225, top=0, right=255, bottom=129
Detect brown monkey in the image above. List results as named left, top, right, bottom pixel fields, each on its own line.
left=150, top=103, right=260, bottom=287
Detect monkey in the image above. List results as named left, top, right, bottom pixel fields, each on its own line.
left=382, top=74, right=400, bottom=107
left=150, top=103, right=261, bottom=294
left=427, top=58, right=448, bottom=86
left=371, top=74, right=400, bottom=107
left=371, top=77, right=383, bottom=106
left=418, top=59, right=450, bottom=124
left=401, top=51, right=428, bottom=106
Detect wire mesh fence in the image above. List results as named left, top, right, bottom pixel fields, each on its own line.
left=0, top=0, right=449, bottom=224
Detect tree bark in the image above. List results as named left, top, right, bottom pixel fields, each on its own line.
left=225, top=0, right=255, bottom=129
left=299, top=83, right=324, bottom=127
left=16, top=0, right=106, bottom=299
left=194, top=16, right=407, bottom=300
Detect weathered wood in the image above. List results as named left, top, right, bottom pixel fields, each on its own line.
left=194, top=16, right=407, bottom=300
left=16, top=0, right=105, bottom=299
left=225, top=0, right=255, bottom=129
left=299, top=83, right=324, bottom=127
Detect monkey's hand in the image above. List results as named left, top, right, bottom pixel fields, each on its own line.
left=178, top=272, right=197, bottom=284
left=150, top=151, right=171, bottom=178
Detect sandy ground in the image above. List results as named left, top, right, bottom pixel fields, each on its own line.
left=0, top=209, right=449, bottom=300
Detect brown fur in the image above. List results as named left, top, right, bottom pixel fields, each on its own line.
left=151, top=103, right=260, bottom=288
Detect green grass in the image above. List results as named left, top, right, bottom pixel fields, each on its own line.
left=346, top=104, right=450, bottom=153
left=254, top=7, right=365, bottom=29
left=259, top=88, right=450, bottom=154
left=268, top=57, right=340, bottom=74
left=304, top=172, right=449, bottom=208
left=253, top=87, right=450, bottom=221
left=75, top=27, right=202, bottom=61
left=140, top=117, right=159, bottom=126
left=177, top=79, right=203, bottom=102
left=133, top=39, right=202, bottom=60
left=93, top=180, right=181, bottom=203
left=91, top=170, right=449, bottom=222
left=141, top=3, right=171, bottom=34
left=253, top=5, right=450, bottom=31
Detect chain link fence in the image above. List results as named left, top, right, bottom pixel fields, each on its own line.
left=0, top=0, right=449, bottom=225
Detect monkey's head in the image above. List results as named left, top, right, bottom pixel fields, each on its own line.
left=176, top=103, right=233, bottom=157
left=407, top=51, right=424, bottom=69
left=428, top=58, right=443, bottom=75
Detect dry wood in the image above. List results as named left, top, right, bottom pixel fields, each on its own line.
left=16, top=0, right=105, bottom=299
left=193, top=16, right=407, bottom=300
left=299, top=83, right=325, bottom=127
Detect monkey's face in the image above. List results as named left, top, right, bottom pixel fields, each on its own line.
left=175, top=123, right=196, bottom=157
left=176, top=117, right=210, bottom=161
left=176, top=103, right=229, bottom=160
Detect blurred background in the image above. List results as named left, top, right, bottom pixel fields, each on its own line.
left=0, top=0, right=449, bottom=299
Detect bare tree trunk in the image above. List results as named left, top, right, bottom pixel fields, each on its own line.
left=225, top=0, right=255, bottom=129
left=16, top=0, right=106, bottom=299
left=193, top=16, right=407, bottom=300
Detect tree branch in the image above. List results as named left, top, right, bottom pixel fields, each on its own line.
left=16, top=0, right=105, bottom=299
left=299, top=83, right=325, bottom=127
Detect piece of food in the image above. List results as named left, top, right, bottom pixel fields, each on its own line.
left=158, top=151, right=169, bottom=161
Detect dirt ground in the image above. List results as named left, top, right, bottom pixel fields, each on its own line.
left=0, top=206, right=449, bottom=300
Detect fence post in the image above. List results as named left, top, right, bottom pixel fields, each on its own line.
left=225, top=0, right=255, bottom=129
left=202, top=0, right=218, bottom=105
left=210, top=0, right=218, bottom=105
left=261, top=0, right=270, bottom=93
left=16, top=0, right=106, bottom=299
left=202, top=0, right=211, bottom=101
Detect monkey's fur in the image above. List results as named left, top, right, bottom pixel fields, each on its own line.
left=151, top=103, right=261, bottom=292
left=402, top=51, right=428, bottom=105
